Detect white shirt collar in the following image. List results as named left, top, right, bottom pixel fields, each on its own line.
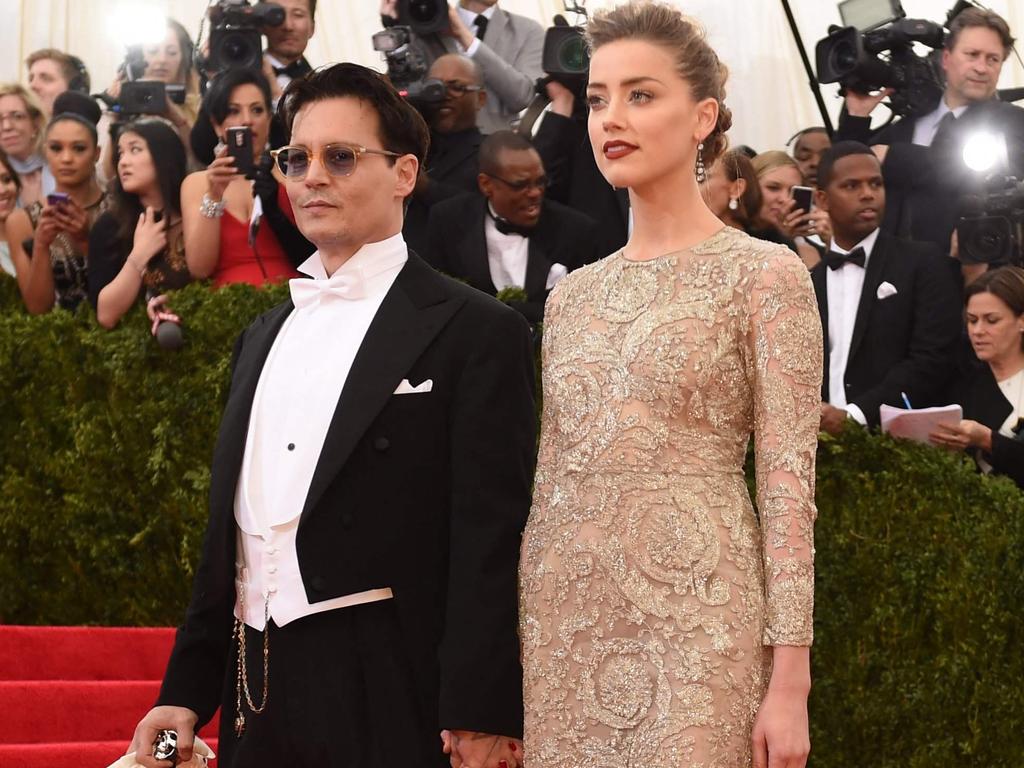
left=457, top=3, right=497, bottom=26
left=829, top=227, right=880, bottom=265
left=297, top=232, right=408, bottom=282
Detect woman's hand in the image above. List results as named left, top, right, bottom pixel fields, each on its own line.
left=930, top=419, right=993, bottom=453
left=206, top=145, right=241, bottom=202
left=752, top=685, right=810, bottom=768
left=33, top=206, right=63, bottom=250
left=776, top=198, right=815, bottom=240
left=146, top=294, right=180, bottom=337
left=806, top=209, right=832, bottom=242
left=50, top=198, right=91, bottom=249
left=129, top=207, right=168, bottom=271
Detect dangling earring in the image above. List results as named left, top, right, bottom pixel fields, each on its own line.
left=695, top=142, right=706, bottom=183
left=728, top=197, right=739, bottom=211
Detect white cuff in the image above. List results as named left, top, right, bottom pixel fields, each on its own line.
left=464, top=38, right=481, bottom=57
left=844, top=403, right=868, bottom=426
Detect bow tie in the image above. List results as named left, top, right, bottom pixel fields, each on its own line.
left=825, top=246, right=866, bottom=270
left=289, top=271, right=366, bottom=308
left=273, top=59, right=312, bottom=79
left=494, top=217, right=534, bottom=238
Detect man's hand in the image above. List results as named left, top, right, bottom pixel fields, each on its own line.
left=545, top=80, right=576, bottom=117
left=261, top=54, right=284, bottom=103
left=844, top=87, right=893, bottom=118
left=820, top=404, right=849, bottom=436
left=445, top=5, right=477, bottom=50
left=128, top=705, right=199, bottom=768
left=380, top=0, right=398, bottom=20
left=441, top=729, right=523, bottom=768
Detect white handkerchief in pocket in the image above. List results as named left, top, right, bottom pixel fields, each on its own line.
left=876, top=281, right=898, bottom=300
left=394, top=378, right=433, bottom=395
left=546, top=263, right=569, bottom=290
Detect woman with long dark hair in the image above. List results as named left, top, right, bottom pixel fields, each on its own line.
left=0, top=152, right=20, bottom=277
left=87, top=119, right=190, bottom=329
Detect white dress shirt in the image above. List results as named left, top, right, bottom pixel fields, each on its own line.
left=485, top=204, right=530, bottom=291
left=234, top=234, right=408, bottom=630
left=979, top=368, right=1024, bottom=474
left=826, top=228, right=881, bottom=426
left=456, top=3, right=497, bottom=57
left=912, top=99, right=969, bottom=147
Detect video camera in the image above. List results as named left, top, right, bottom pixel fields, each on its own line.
left=372, top=26, right=446, bottom=109
left=200, top=0, right=285, bottom=75
left=815, top=0, right=946, bottom=118
left=393, top=0, right=449, bottom=36
left=97, top=48, right=186, bottom=120
left=959, top=177, right=1024, bottom=266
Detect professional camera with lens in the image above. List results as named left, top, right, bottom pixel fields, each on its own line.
left=815, top=0, right=946, bottom=119
left=372, top=26, right=446, bottom=109
left=542, top=17, right=589, bottom=94
left=206, top=0, right=285, bottom=74
left=395, top=0, right=449, bottom=35
left=958, top=177, right=1024, bottom=266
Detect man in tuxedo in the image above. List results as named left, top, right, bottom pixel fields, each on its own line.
left=404, top=53, right=487, bottom=257
left=812, top=141, right=962, bottom=435
left=129, top=64, right=534, bottom=768
left=263, top=0, right=316, bottom=103
left=425, top=130, right=602, bottom=325
left=835, top=7, right=1024, bottom=252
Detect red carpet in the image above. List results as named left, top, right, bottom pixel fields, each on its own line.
left=0, top=626, right=219, bottom=767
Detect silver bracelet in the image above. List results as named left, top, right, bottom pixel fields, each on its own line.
left=200, top=193, right=226, bottom=219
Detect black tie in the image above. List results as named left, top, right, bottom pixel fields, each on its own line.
left=473, top=15, right=488, bottom=39
left=494, top=217, right=533, bottom=238
left=931, top=110, right=958, bottom=150
left=825, top=246, right=866, bottom=270
left=273, top=59, right=312, bottom=80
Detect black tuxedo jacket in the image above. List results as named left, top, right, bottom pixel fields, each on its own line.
left=533, top=111, right=630, bottom=255
left=836, top=100, right=1024, bottom=252
left=156, top=253, right=536, bottom=739
left=404, top=128, right=484, bottom=258
left=949, top=361, right=1024, bottom=489
left=811, top=231, right=962, bottom=428
left=424, top=194, right=603, bottom=324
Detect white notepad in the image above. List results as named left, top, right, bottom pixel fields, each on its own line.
left=880, top=404, right=963, bottom=444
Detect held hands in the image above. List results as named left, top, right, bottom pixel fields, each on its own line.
left=441, top=729, right=523, bottom=768
left=751, top=685, right=810, bottom=768
left=128, top=705, right=198, bottom=767
left=206, top=143, right=241, bottom=202
left=129, top=207, right=168, bottom=272
left=929, top=419, right=993, bottom=453
left=820, top=404, right=848, bottom=436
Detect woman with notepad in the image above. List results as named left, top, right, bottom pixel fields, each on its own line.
left=931, top=266, right=1024, bottom=489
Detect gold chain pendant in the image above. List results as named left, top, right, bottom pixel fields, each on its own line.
left=235, top=712, right=246, bottom=738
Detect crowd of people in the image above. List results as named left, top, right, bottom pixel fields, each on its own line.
left=2, top=1, right=1021, bottom=488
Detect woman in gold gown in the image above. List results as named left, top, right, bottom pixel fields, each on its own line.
left=519, top=4, right=821, bottom=767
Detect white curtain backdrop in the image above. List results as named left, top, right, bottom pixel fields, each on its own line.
left=2, top=0, right=1022, bottom=151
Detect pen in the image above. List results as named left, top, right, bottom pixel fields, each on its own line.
left=901, top=391, right=913, bottom=409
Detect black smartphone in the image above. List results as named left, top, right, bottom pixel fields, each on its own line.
left=791, top=185, right=814, bottom=216
left=227, top=126, right=255, bottom=178
left=47, top=192, right=70, bottom=208
left=166, top=84, right=186, bottom=105
left=119, top=81, right=167, bottom=115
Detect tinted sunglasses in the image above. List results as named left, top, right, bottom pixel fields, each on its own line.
left=271, top=143, right=402, bottom=180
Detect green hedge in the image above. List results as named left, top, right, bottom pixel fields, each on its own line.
left=1, top=275, right=1022, bottom=762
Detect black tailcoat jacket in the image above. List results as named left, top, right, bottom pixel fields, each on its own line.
left=156, top=253, right=536, bottom=742
left=811, top=231, right=962, bottom=428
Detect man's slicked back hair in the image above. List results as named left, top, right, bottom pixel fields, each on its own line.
left=280, top=63, right=429, bottom=168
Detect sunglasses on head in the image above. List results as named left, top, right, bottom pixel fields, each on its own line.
left=270, top=142, right=402, bottom=180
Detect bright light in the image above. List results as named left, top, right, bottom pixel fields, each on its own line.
left=106, top=4, right=168, bottom=48
left=962, top=132, right=1008, bottom=174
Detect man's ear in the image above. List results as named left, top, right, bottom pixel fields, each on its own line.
left=395, top=154, right=419, bottom=199
left=477, top=89, right=487, bottom=109
left=815, top=187, right=830, bottom=214
left=477, top=172, right=492, bottom=197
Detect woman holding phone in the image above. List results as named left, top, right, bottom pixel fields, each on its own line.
left=181, top=68, right=305, bottom=287
left=6, top=96, right=107, bottom=312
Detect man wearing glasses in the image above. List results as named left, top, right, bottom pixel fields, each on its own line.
left=404, top=53, right=487, bottom=257
left=128, top=63, right=534, bottom=768
left=425, top=130, right=602, bottom=325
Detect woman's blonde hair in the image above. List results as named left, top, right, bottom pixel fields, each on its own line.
left=751, top=150, right=800, bottom=179
left=586, top=1, right=732, bottom=165
left=0, top=83, right=46, bottom=156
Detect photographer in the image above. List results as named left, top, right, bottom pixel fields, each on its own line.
left=261, top=0, right=316, bottom=105
left=181, top=68, right=309, bottom=287
left=835, top=8, right=1024, bottom=253
left=381, top=0, right=544, bottom=134
left=26, top=49, right=90, bottom=116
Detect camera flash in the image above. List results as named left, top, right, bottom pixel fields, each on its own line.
left=962, top=132, right=1008, bottom=174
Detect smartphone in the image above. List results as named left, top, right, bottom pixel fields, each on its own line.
left=791, top=185, right=814, bottom=216
left=47, top=192, right=70, bottom=208
left=227, top=126, right=255, bottom=178
left=165, top=84, right=186, bottom=105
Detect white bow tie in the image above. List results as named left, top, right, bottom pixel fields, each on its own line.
left=289, top=270, right=366, bottom=308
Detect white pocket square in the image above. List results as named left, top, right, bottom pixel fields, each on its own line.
left=394, top=378, right=433, bottom=395
left=876, top=281, right=898, bottom=300
left=546, top=263, right=568, bottom=291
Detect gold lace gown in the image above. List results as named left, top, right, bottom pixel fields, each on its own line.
left=519, top=227, right=821, bottom=768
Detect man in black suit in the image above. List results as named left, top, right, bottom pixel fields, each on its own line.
left=425, top=131, right=602, bottom=325
left=834, top=7, right=1024, bottom=253
left=129, top=64, right=533, bottom=768
left=812, top=142, right=962, bottom=435
left=404, top=53, right=487, bottom=257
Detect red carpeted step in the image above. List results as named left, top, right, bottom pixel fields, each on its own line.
left=0, top=738, right=219, bottom=768
left=0, top=626, right=176, bottom=681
